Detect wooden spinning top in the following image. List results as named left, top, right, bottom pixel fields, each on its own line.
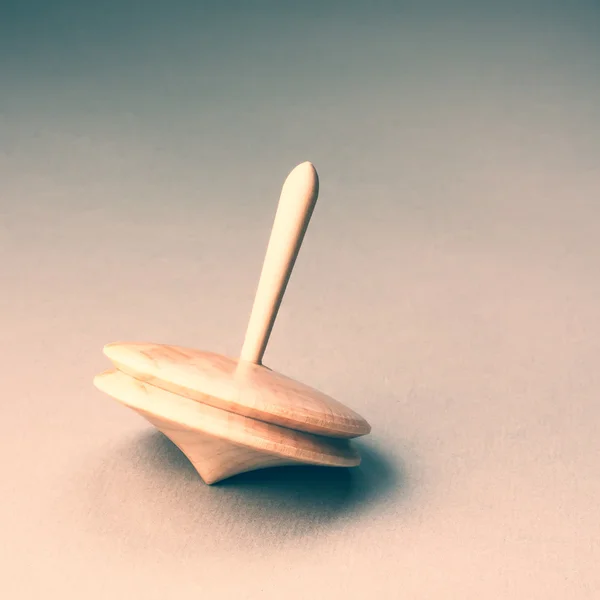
left=94, top=162, right=371, bottom=484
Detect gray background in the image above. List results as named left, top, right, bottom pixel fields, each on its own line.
left=1, top=1, right=599, bottom=598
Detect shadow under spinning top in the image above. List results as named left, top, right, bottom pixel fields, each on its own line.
left=94, top=162, right=371, bottom=484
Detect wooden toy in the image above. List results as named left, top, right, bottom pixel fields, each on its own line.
left=94, top=162, right=371, bottom=484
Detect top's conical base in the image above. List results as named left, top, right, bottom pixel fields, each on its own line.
left=94, top=368, right=361, bottom=484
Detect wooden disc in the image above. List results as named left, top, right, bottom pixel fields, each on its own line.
left=103, top=342, right=371, bottom=439
left=93, top=369, right=360, bottom=468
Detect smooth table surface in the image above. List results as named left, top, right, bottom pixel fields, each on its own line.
left=1, top=2, right=599, bottom=599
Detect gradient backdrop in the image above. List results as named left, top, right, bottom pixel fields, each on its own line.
left=1, top=1, right=600, bottom=598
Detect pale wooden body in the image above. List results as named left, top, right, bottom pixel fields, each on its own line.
left=103, top=342, right=370, bottom=438
left=94, top=370, right=360, bottom=484
left=93, top=162, right=371, bottom=484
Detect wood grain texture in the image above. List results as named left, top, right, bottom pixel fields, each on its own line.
left=103, top=342, right=371, bottom=438
left=94, top=369, right=361, bottom=484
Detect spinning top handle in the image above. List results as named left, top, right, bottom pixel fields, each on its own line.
left=240, top=162, right=320, bottom=365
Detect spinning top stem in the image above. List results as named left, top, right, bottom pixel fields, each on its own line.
left=240, top=162, right=320, bottom=365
